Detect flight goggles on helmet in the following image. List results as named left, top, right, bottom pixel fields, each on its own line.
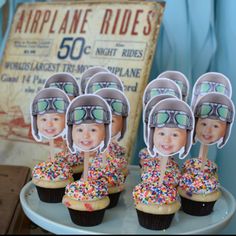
left=195, top=102, right=233, bottom=123
left=32, top=97, right=69, bottom=115
left=150, top=109, right=193, bottom=130
left=87, top=82, right=123, bottom=93
left=173, top=79, right=188, bottom=96
left=104, top=98, right=128, bottom=116
left=145, top=88, right=179, bottom=103
left=195, top=81, right=230, bottom=96
left=48, top=82, right=78, bottom=97
left=68, top=105, right=110, bottom=125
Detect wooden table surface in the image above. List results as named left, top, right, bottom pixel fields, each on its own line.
left=0, top=165, right=31, bottom=234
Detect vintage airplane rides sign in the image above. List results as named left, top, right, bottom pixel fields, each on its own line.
left=0, top=1, right=164, bottom=167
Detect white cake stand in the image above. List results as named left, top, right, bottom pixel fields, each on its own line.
left=20, top=165, right=236, bottom=234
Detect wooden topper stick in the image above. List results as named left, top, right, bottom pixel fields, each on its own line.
left=199, top=144, right=208, bottom=171
left=159, top=156, right=168, bottom=186
left=62, top=140, right=67, bottom=154
left=49, top=139, right=55, bottom=161
left=102, top=151, right=106, bottom=168
left=83, top=152, right=90, bottom=181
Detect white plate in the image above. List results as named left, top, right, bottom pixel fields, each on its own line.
left=20, top=165, right=236, bottom=234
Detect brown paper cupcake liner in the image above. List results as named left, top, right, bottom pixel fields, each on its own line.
left=72, top=172, right=83, bottom=181
left=136, top=209, right=175, bottom=230
left=107, top=192, right=121, bottom=209
left=35, top=185, right=65, bottom=203
left=68, top=208, right=106, bottom=226
left=180, top=196, right=216, bottom=216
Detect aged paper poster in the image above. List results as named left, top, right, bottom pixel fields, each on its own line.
left=0, top=1, right=165, bottom=168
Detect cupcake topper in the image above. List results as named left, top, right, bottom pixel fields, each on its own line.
left=66, top=94, right=112, bottom=180
left=157, top=70, right=190, bottom=102
left=95, top=88, right=130, bottom=166
left=142, top=78, right=182, bottom=108
left=143, top=94, right=177, bottom=146
left=193, top=92, right=235, bottom=170
left=44, top=72, right=80, bottom=153
left=80, top=66, right=110, bottom=94
left=85, top=72, right=124, bottom=94
left=147, top=98, right=194, bottom=185
left=44, top=72, right=80, bottom=101
left=95, top=88, right=130, bottom=141
left=191, top=72, right=232, bottom=109
left=30, top=88, right=70, bottom=160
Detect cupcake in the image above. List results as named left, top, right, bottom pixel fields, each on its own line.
left=107, top=140, right=126, bottom=159
left=65, top=152, right=84, bottom=180
left=62, top=179, right=110, bottom=226
left=138, top=147, right=154, bottom=168
left=54, top=151, right=84, bottom=181
left=138, top=147, right=179, bottom=171
left=32, top=160, right=74, bottom=203
left=133, top=182, right=181, bottom=230
left=178, top=171, right=221, bottom=216
left=104, top=167, right=125, bottom=208
left=99, top=151, right=129, bottom=180
left=182, top=158, right=218, bottom=178
left=141, top=167, right=181, bottom=188
left=141, top=158, right=180, bottom=176
left=88, top=161, right=125, bottom=209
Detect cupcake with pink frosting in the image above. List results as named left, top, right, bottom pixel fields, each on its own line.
left=62, top=179, right=110, bottom=226
left=133, top=182, right=180, bottom=230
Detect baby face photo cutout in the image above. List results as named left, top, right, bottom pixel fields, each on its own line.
left=44, top=72, right=80, bottom=100
left=157, top=70, right=189, bottom=102
left=85, top=72, right=124, bottom=94
left=66, top=94, right=112, bottom=153
left=80, top=66, right=109, bottom=94
left=193, top=92, right=235, bottom=148
left=143, top=94, right=177, bottom=146
left=31, top=88, right=70, bottom=142
left=147, top=98, right=194, bottom=159
left=95, top=88, right=130, bottom=141
left=142, top=78, right=182, bottom=107
left=191, top=72, right=232, bottom=109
